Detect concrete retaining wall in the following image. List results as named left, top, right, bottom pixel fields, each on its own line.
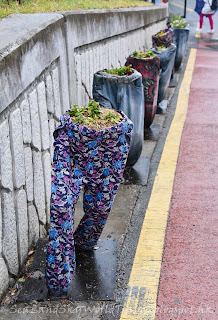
left=0, top=6, right=168, bottom=299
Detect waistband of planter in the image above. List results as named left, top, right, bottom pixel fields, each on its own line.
left=55, top=110, right=133, bottom=138
left=152, top=28, right=174, bottom=38
left=173, top=27, right=190, bottom=33
left=126, top=55, right=160, bottom=66
left=95, top=69, right=142, bottom=84
left=152, top=43, right=177, bottom=54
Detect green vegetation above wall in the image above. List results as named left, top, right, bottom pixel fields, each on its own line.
left=0, top=0, right=153, bottom=19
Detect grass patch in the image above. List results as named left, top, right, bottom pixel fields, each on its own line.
left=0, top=0, right=153, bottom=19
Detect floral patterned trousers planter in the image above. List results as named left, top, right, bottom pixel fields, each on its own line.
left=152, top=28, right=174, bottom=49
left=45, top=112, right=133, bottom=291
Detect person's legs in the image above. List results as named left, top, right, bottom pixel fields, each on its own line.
left=200, top=13, right=204, bottom=29
left=208, top=14, right=214, bottom=32
left=196, top=13, right=204, bottom=32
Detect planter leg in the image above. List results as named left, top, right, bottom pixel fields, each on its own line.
left=74, top=182, right=120, bottom=250
left=45, top=132, right=81, bottom=292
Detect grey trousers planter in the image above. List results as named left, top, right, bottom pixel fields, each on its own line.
left=93, top=69, right=144, bottom=166
left=152, top=43, right=177, bottom=103
left=173, top=28, right=189, bottom=70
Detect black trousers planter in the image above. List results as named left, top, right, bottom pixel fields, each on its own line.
left=93, top=69, right=144, bottom=166
left=125, top=55, right=160, bottom=128
left=152, top=43, right=177, bottom=103
left=173, top=28, right=190, bottom=70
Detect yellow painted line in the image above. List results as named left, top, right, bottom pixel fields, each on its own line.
left=120, top=48, right=197, bottom=320
left=170, top=1, right=194, bottom=12
left=195, top=22, right=201, bottom=38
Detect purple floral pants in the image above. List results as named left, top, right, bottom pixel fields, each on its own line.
left=45, top=111, right=133, bottom=291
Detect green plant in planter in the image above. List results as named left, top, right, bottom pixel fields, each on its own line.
left=169, top=14, right=188, bottom=29
left=104, top=111, right=121, bottom=124
left=132, top=50, right=155, bottom=58
left=67, top=105, right=87, bottom=124
left=67, top=100, right=121, bottom=130
left=87, top=100, right=103, bottom=119
left=106, top=65, right=134, bottom=76
left=67, top=105, right=83, bottom=117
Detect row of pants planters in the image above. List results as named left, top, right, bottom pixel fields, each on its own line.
left=45, top=112, right=133, bottom=291
left=92, top=46, right=177, bottom=165
left=46, top=29, right=188, bottom=293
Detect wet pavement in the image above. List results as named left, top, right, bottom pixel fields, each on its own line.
left=17, top=238, right=117, bottom=303
left=1, top=5, right=218, bottom=320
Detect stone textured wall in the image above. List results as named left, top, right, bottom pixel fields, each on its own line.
left=74, top=26, right=162, bottom=107
left=0, top=6, right=167, bottom=299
